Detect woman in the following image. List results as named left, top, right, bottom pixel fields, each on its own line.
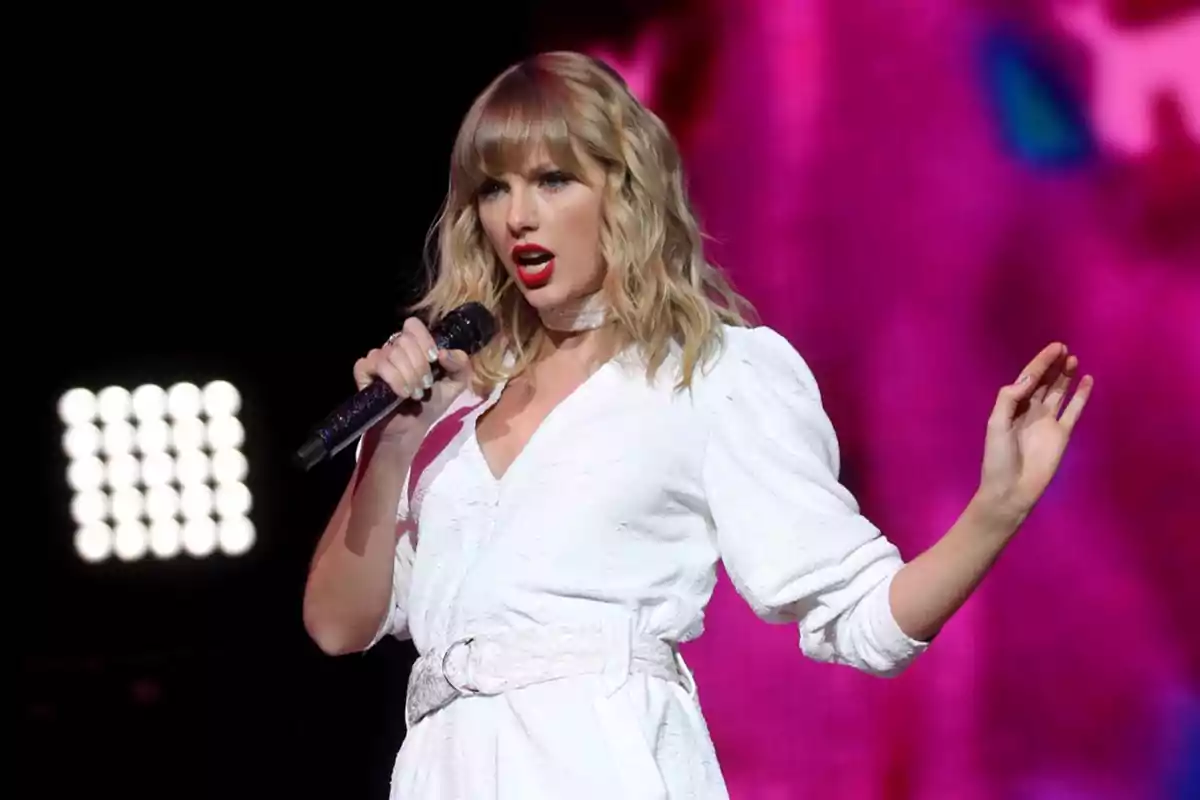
left=302, top=51, right=1092, bottom=799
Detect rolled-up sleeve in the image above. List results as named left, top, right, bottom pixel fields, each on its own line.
left=701, top=326, right=928, bottom=677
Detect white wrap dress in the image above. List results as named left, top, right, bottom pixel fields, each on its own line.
left=364, top=324, right=928, bottom=798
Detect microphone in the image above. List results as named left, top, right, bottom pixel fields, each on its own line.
left=293, top=302, right=497, bottom=471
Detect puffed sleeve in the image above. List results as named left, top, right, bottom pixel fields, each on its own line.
left=701, top=326, right=929, bottom=677
left=354, top=437, right=416, bottom=647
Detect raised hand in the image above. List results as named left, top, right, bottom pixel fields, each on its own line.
left=978, top=343, right=1094, bottom=523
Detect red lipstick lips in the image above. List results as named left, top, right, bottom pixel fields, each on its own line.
left=511, top=243, right=556, bottom=288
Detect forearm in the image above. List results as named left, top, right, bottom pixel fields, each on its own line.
left=888, top=493, right=1024, bottom=643
left=303, top=431, right=421, bottom=654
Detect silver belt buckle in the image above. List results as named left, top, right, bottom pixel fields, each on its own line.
left=440, top=636, right=478, bottom=696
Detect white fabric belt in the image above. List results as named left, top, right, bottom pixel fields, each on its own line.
left=405, top=623, right=693, bottom=729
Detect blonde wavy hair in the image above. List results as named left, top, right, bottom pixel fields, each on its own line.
left=412, top=50, right=755, bottom=391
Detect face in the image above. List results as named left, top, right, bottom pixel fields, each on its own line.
left=476, top=147, right=606, bottom=311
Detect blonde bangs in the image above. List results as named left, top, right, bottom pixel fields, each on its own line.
left=452, top=68, right=592, bottom=197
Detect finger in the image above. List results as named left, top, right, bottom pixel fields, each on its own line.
left=437, top=349, right=472, bottom=379
left=385, top=342, right=423, bottom=398
left=374, top=354, right=415, bottom=399
left=395, top=333, right=436, bottom=393
left=1058, top=373, right=1093, bottom=431
left=403, top=316, right=440, bottom=365
left=990, top=383, right=1025, bottom=430
left=1045, top=354, right=1078, bottom=414
left=1015, top=342, right=1066, bottom=402
left=1032, top=347, right=1070, bottom=402
left=353, top=350, right=383, bottom=390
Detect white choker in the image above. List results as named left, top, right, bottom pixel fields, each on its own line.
left=538, top=292, right=609, bottom=332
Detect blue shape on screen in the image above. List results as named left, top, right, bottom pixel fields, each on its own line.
left=1170, top=696, right=1200, bottom=800
left=977, top=27, right=1095, bottom=167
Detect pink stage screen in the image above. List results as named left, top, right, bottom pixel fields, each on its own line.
left=537, top=1, right=1200, bottom=797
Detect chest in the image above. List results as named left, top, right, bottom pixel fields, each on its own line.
left=474, top=370, right=588, bottom=482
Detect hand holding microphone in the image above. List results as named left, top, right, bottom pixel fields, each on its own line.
left=294, top=302, right=496, bottom=470
left=354, top=316, right=476, bottom=441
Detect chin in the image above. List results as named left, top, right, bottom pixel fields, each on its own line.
left=518, top=281, right=571, bottom=308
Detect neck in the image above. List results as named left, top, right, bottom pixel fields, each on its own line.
left=537, top=290, right=608, bottom=333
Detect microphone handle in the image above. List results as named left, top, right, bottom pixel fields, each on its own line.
left=292, top=360, right=447, bottom=472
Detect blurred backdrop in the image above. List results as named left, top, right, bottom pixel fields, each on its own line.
left=23, top=1, right=1198, bottom=798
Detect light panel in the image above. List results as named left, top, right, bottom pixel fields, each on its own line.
left=58, top=381, right=254, bottom=562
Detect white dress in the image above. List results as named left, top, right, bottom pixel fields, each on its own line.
left=364, top=324, right=928, bottom=799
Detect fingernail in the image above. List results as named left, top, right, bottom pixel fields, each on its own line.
left=422, top=373, right=433, bottom=389
left=1017, top=374, right=1030, bottom=385
left=427, top=348, right=438, bottom=362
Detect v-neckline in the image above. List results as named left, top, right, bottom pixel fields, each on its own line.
left=472, top=355, right=615, bottom=484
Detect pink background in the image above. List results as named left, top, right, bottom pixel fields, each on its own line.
left=562, top=1, right=1199, bottom=797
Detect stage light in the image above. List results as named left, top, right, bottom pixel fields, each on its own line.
left=58, top=381, right=255, bottom=562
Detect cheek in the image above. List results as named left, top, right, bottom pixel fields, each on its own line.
left=477, top=209, right=508, bottom=258
left=567, top=207, right=605, bottom=276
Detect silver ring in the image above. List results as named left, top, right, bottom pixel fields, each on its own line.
left=386, top=331, right=403, bottom=346
left=441, top=637, right=476, bottom=696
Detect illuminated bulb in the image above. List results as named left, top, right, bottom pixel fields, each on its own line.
left=70, top=490, right=108, bottom=526
left=174, top=449, right=210, bottom=485
left=75, top=522, right=113, bottom=562
left=181, top=517, right=217, bottom=557
left=67, top=456, right=105, bottom=492
left=202, top=380, right=241, bottom=417
left=113, top=520, right=149, bottom=561
left=97, top=386, right=132, bottom=423
left=63, top=423, right=101, bottom=459
left=144, top=484, right=180, bottom=521
left=59, top=388, right=97, bottom=426
left=131, top=384, right=167, bottom=422
left=167, top=383, right=202, bottom=419
left=136, top=418, right=171, bottom=454
left=211, top=449, right=248, bottom=483
left=149, top=518, right=182, bottom=558
left=106, top=453, right=140, bottom=489
left=215, top=481, right=252, bottom=518
left=207, top=416, right=244, bottom=450
left=141, top=450, right=174, bottom=487
left=218, top=516, right=255, bottom=555
left=171, top=417, right=206, bottom=452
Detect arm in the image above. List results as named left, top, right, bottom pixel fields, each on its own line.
left=889, top=343, right=1093, bottom=643
left=302, top=429, right=421, bottom=656
left=302, top=315, right=476, bottom=655
left=888, top=495, right=1019, bottom=642
left=706, top=329, right=1091, bottom=677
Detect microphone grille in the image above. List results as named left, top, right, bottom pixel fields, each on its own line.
left=433, top=302, right=497, bottom=355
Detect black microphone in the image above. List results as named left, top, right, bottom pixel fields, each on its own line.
left=293, top=302, right=497, bottom=471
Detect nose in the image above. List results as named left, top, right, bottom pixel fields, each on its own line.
left=506, top=183, right=538, bottom=236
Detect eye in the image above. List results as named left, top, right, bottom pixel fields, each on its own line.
left=538, top=170, right=573, bottom=189
left=477, top=178, right=506, bottom=200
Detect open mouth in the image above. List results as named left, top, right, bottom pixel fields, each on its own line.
left=511, top=244, right=556, bottom=286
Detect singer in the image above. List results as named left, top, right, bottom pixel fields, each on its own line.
left=302, top=52, right=1092, bottom=798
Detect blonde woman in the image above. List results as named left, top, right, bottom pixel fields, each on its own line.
left=302, top=51, right=1092, bottom=798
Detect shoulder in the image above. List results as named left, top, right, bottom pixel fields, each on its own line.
left=694, top=324, right=840, bottom=470
left=696, top=324, right=823, bottom=404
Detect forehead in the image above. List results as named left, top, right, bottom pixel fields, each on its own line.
left=473, top=118, right=588, bottom=179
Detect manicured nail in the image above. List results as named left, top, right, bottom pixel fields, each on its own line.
left=427, top=348, right=438, bottom=362
left=422, top=373, right=433, bottom=389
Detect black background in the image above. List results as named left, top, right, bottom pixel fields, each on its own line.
left=21, top=4, right=707, bottom=797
